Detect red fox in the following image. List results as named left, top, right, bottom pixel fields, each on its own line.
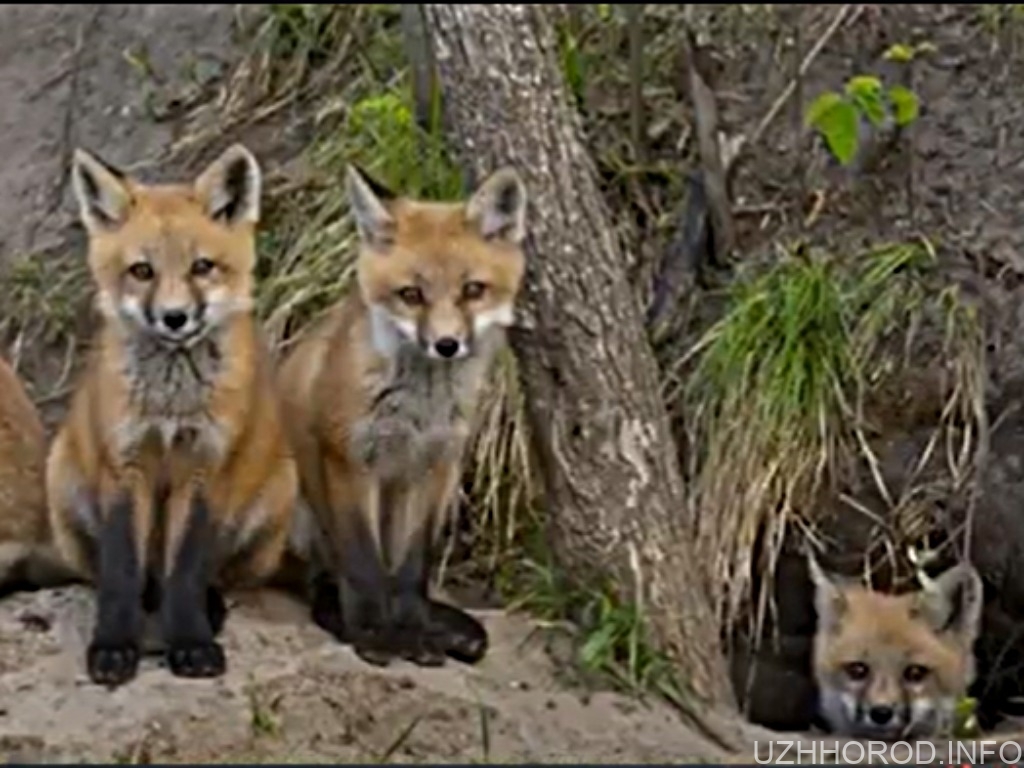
left=46, top=145, right=298, bottom=687
left=277, top=164, right=527, bottom=667
left=0, top=355, right=76, bottom=596
left=809, top=553, right=983, bottom=739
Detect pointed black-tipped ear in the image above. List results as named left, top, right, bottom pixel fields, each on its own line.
left=345, top=165, right=396, bottom=249
left=807, top=551, right=849, bottom=634
left=194, top=144, right=262, bottom=226
left=466, top=167, right=527, bottom=245
left=70, top=148, right=132, bottom=232
left=914, top=562, right=983, bottom=643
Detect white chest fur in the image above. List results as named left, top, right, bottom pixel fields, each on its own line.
left=112, top=333, right=226, bottom=461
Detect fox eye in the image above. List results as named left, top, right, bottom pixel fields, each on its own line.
left=844, top=662, right=869, bottom=681
left=191, top=258, right=216, bottom=277
left=127, top=262, right=154, bottom=282
left=462, top=281, right=488, bottom=301
left=903, top=664, right=929, bottom=683
left=396, top=286, right=424, bottom=306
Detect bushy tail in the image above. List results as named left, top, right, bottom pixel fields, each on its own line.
left=0, top=541, right=80, bottom=599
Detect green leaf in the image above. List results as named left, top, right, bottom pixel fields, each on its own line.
left=846, top=75, right=887, bottom=127
left=888, top=85, right=920, bottom=126
left=883, top=43, right=915, bottom=63
left=580, top=623, right=617, bottom=669
left=805, top=91, right=844, bottom=128
left=808, top=98, right=860, bottom=166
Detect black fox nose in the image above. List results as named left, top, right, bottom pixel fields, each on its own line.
left=161, top=310, right=189, bottom=331
left=434, top=337, right=460, bottom=358
left=868, top=705, right=894, bottom=725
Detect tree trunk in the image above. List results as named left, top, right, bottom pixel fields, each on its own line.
left=423, top=4, right=735, bottom=711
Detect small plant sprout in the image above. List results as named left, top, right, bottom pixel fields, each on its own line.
left=805, top=73, right=921, bottom=167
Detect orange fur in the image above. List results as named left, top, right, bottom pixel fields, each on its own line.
left=0, top=355, right=72, bottom=592
left=810, top=556, right=982, bottom=739
left=278, top=165, right=528, bottom=667
left=47, top=144, right=296, bottom=685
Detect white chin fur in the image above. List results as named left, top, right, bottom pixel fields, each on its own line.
left=473, top=303, right=514, bottom=336
left=113, top=295, right=147, bottom=327
left=369, top=304, right=418, bottom=355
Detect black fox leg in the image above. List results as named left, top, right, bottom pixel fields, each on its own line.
left=162, top=490, right=224, bottom=678
left=312, top=505, right=394, bottom=666
left=341, top=509, right=395, bottom=667
left=390, top=522, right=445, bottom=667
left=88, top=491, right=145, bottom=687
left=419, top=465, right=489, bottom=666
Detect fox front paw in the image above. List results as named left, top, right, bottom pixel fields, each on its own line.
left=166, top=640, right=226, bottom=678
left=87, top=640, right=141, bottom=687
left=429, top=600, right=489, bottom=664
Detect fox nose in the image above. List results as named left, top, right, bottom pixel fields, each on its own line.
left=434, top=337, right=461, bottom=359
left=868, top=705, right=894, bottom=725
left=161, top=309, right=189, bottom=332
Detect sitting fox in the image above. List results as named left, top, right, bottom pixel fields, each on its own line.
left=0, top=355, right=75, bottom=597
left=46, top=145, right=297, bottom=687
left=278, top=164, right=528, bottom=667
left=809, top=553, right=983, bottom=739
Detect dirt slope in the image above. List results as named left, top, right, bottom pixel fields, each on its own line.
left=0, top=586, right=778, bottom=763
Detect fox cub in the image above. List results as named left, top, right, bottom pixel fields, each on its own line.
left=0, top=355, right=74, bottom=596
left=278, top=165, right=527, bottom=667
left=47, top=145, right=298, bottom=687
left=809, top=554, right=983, bottom=739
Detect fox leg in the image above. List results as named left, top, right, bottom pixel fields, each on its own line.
left=420, top=459, right=488, bottom=665
left=161, top=477, right=224, bottom=679
left=385, top=480, right=446, bottom=667
left=87, top=465, right=154, bottom=687
left=315, top=456, right=395, bottom=665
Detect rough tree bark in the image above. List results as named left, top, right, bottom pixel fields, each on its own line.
left=422, top=4, right=735, bottom=711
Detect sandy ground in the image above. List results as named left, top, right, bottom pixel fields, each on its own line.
left=0, top=586, right=781, bottom=763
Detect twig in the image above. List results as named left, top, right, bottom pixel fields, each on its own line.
left=625, top=4, right=645, bottom=164
left=728, top=4, right=855, bottom=179
left=963, top=349, right=988, bottom=561
left=680, top=26, right=734, bottom=256
left=792, top=15, right=806, bottom=224
left=401, top=4, right=435, bottom=132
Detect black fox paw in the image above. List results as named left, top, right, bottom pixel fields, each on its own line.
left=167, top=641, right=226, bottom=678
left=353, top=628, right=398, bottom=667
left=87, top=641, right=141, bottom=687
left=430, top=601, right=488, bottom=664
left=398, top=630, right=447, bottom=668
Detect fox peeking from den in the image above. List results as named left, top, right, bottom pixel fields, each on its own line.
left=809, top=553, right=983, bottom=740
left=277, top=163, right=528, bottom=667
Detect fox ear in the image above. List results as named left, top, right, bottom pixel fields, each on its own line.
left=71, top=148, right=133, bottom=232
left=808, top=551, right=847, bottom=633
left=466, top=167, right=527, bottom=245
left=194, top=144, right=261, bottom=226
left=346, top=165, right=396, bottom=249
left=915, top=562, right=983, bottom=643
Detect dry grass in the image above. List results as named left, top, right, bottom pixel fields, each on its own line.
left=670, top=239, right=985, bottom=638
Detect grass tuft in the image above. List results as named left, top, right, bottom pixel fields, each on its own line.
left=670, top=239, right=984, bottom=635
